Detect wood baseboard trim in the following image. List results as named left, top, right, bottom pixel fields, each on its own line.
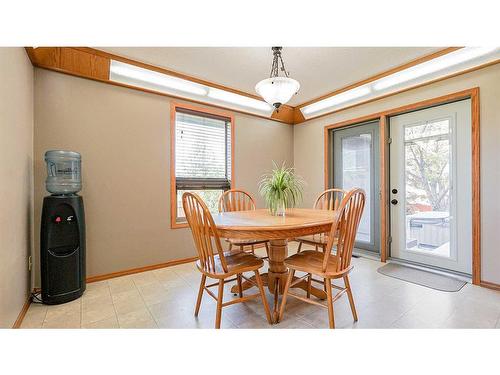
left=86, top=256, right=199, bottom=283
left=480, top=280, right=500, bottom=291
left=86, top=242, right=268, bottom=284
left=12, top=295, right=32, bottom=329
left=85, top=242, right=268, bottom=284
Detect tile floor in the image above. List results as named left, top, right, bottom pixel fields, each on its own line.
left=21, top=244, right=500, bottom=329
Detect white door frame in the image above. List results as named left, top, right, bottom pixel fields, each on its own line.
left=389, top=100, right=472, bottom=275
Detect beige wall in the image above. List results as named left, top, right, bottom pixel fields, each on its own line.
left=33, top=69, right=293, bottom=282
left=30, top=61, right=500, bottom=286
left=0, top=48, right=34, bottom=327
left=293, top=63, right=500, bottom=284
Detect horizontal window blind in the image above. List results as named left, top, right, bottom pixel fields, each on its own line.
left=176, top=178, right=230, bottom=190
left=175, top=109, right=231, bottom=214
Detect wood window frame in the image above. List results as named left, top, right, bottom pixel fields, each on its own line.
left=324, top=88, right=481, bottom=285
left=170, top=102, right=235, bottom=229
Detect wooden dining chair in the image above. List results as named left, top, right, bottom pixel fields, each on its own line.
left=295, top=188, right=346, bottom=253
left=218, top=189, right=270, bottom=256
left=278, top=188, right=366, bottom=328
left=182, top=192, right=272, bottom=329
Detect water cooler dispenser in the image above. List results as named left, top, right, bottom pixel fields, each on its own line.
left=40, top=151, right=86, bottom=304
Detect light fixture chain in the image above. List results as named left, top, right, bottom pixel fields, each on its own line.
left=278, top=53, right=290, bottom=78
left=269, top=52, right=279, bottom=78
left=269, top=46, right=289, bottom=78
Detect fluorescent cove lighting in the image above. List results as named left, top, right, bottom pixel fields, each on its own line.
left=301, top=86, right=371, bottom=116
left=109, top=60, right=274, bottom=116
left=301, top=47, right=500, bottom=119
left=208, top=87, right=273, bottom=112
left=110, top=60, right=208, bottom=96
left=373, top=47, right=498, bottom=91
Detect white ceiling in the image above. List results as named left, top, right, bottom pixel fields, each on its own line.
left=100, top=47, right=441, bottom=106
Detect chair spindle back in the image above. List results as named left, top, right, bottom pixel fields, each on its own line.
left=323, top=189, right=366, bottom=273
left=218, top=189, right=256, bottom=212
left=183, top=192, right=227, bottom=274
left=314, top=188, right=347, bottom=211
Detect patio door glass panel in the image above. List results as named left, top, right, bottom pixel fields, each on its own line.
left=332, top=121, right=380, bottom=252
left=389, top=100, right=472, bottom=274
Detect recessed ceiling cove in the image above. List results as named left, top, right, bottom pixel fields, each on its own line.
left=99, top=47, right=440, bottom=106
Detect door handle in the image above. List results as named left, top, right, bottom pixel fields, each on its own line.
left=391, top=199, right=398, bottom=205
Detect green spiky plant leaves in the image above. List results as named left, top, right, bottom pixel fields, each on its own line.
left=259, top=162, right=305, bottom=215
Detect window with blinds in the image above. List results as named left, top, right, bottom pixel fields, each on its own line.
left=174, top=108, right=232, bottom=222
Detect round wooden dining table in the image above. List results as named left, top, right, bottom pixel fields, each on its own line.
left=212, top=208, right=337, bottom=322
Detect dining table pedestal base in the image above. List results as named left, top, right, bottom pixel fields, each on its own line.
left=230, top=239, right=327, bottom=322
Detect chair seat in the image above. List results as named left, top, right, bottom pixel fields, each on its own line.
left=226, top=238, right=269, bottom=246
left=295, top=234, right=338, bottom=247
left=196, top=251, right=264, bottom=278
left=295, top=233, right=329, bottom=245
left=284, top=250, right=346, bottom=277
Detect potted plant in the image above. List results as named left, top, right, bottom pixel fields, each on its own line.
left=259, top=162, right=305, bottom=216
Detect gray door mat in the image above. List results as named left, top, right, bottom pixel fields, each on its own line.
left=377, top=263, right=466, bottom=292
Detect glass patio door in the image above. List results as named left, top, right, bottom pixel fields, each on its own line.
left=332, top=121, right=380, bottom=252
left=389, top=99, right=472, bottom=274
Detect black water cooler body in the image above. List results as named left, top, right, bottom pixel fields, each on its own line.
left=41, top=195, right=86, bottom=304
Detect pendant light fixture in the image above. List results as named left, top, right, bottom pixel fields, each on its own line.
left=255, top=47, right=300, bottom=110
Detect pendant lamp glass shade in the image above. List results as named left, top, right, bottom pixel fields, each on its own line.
left=255, top=77, right=300, bottom=109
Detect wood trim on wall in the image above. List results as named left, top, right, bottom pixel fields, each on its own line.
left=480, top=281, right=500, bottom=291
left=25, top=47, right=294, bottom=125
left=86, top=243, right=267, bottom=284
left=270, top=104, right=295, bottom=124
left=26, top=47, right=110, bottom=81
left=471, top=88, right=481, bottom=285
left=323, top=88, right=481, bottom=284
left=170, top=102, right=235, bottom=229
left=12, top=296, right=32, bottom=329
left=86, top=256, right=199, bottom=283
